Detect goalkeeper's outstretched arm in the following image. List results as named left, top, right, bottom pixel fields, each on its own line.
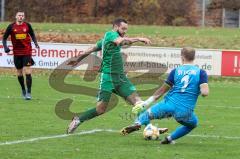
left=152, top=83, right=171, bottom=100
left=132, top=82, right=171, bottom=115
left=144, top=83, right=172, bottom=108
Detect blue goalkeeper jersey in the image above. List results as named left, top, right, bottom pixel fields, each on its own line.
left=164, top=64, right=208, bottom=110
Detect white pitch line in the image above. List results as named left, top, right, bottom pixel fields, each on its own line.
left=188, top=134, right=240, bottom=140
left=0, top=129, right=104, bottom=146
left=198, top=105, right=240, bottom=109
left=0, top=129, right=240, bottom=146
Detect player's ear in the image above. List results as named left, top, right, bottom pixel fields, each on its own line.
left=181, top=56, right=184, bottom=63
left=113, top=24, right=118, bottom=30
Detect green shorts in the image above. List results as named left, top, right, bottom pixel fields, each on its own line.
left=97, top=73, right=136, bottom=102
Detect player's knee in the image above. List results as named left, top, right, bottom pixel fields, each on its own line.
left=96, top=106, right=107, bottom=115
left=96, top=108, right=106, bottom=115
left=17, top=69, right=23, bottom=76
left=24, top=67, right=32, bottom=74
left=191, top=123, right=198, bottom=129
left=189, top=120, right=198, bottom=129
left=192, top=116, right=198, bottom=128
left=178, top=118, right=198, bottom=129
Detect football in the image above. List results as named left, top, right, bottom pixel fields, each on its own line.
left=143, top=124, right=160, bottom=140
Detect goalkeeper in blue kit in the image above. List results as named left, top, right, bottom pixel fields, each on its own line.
left=121, top=47, right=209, bottom=144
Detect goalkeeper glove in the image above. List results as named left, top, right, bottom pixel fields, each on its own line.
left=132, top=96, right=155, bottom=115
left=132, top=101, right=146, bottom=115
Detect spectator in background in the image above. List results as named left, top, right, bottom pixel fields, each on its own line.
left=2, top=11, right=39, bottom=100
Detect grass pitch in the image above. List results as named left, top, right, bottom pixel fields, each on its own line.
left=1, top=22, right=240, bottom=49
left=0, top=71, right=240, bottom=159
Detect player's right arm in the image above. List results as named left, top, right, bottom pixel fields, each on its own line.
left=200, top=83, right=209, bottom=97
left=2, top=24, right=12, bottom=53
left=27, top=23, right=39, bottom=48
left=68, top=40, right=102, bottom=66
left=199, top=69, right=209, bottom=97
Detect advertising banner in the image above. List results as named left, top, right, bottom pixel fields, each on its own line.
left=0, top=42, right=223, bottom=75
left=123, top=47, right=222, bottom=75
left=221, top=51, right=240, bottom=76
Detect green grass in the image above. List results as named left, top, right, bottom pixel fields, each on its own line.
left=1, top=22, right=240, bottom=49
left=1, top=22, right=239, bottom=37
left=0, top=72, right=240, bottom=159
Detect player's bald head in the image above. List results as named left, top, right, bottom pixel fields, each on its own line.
left=181, top=47, right=195, bottom=62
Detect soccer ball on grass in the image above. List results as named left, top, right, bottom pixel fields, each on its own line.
left=143, top=124, right=160, bottom=140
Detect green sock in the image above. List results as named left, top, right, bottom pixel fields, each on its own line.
left=79, top=107, right=98, bottom=122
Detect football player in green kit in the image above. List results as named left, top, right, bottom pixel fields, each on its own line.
left=67, top=18, right=164, bottom=134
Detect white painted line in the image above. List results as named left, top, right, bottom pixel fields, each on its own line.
left=198, top=105, right=240, bottom=109
left=188, top=134, right=240, bottom=140
left=0, top=129, right=239, bottom=146
left=0, top=129, right=103, bottom=146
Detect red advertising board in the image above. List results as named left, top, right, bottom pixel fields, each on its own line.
left=221, top=51, right=240, bottom=76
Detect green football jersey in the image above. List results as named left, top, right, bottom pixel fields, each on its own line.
left=96, top=31, right=124, bottom=74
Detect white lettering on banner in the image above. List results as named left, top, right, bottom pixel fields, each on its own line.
left=234, top=56, right=238, bottom=68
left=0, top=42, right=222, bottom=75
left=233, top=56, right=240, bottom=73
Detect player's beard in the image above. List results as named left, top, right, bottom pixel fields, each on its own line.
left=117, top=30, right=125, bottom=37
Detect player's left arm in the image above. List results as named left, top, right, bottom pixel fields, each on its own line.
left=199, top=69, right=209, bottom=97
left=27, top=23, right=39, bottom=48
left=145, top=69, right=175, bottom=105
left=152, top=83, right=172, bottom=101
left=77, top=45, right=101, bottom=61
left=132, top=69, right=174, bottom=114
left=67, top=44, right=101, bottom=66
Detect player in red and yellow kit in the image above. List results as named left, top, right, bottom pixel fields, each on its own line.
left=2, top=11, right=39, bottom=100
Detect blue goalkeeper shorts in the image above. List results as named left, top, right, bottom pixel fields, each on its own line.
left=137, top=99, right=198, bottom=128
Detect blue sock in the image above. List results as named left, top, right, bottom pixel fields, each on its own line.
left=170, top=125, right=195, bottom=140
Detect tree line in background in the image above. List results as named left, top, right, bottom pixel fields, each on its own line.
left=4, top=0, right=240, bottom=26
left=209, top=0, right=240, bottom=9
